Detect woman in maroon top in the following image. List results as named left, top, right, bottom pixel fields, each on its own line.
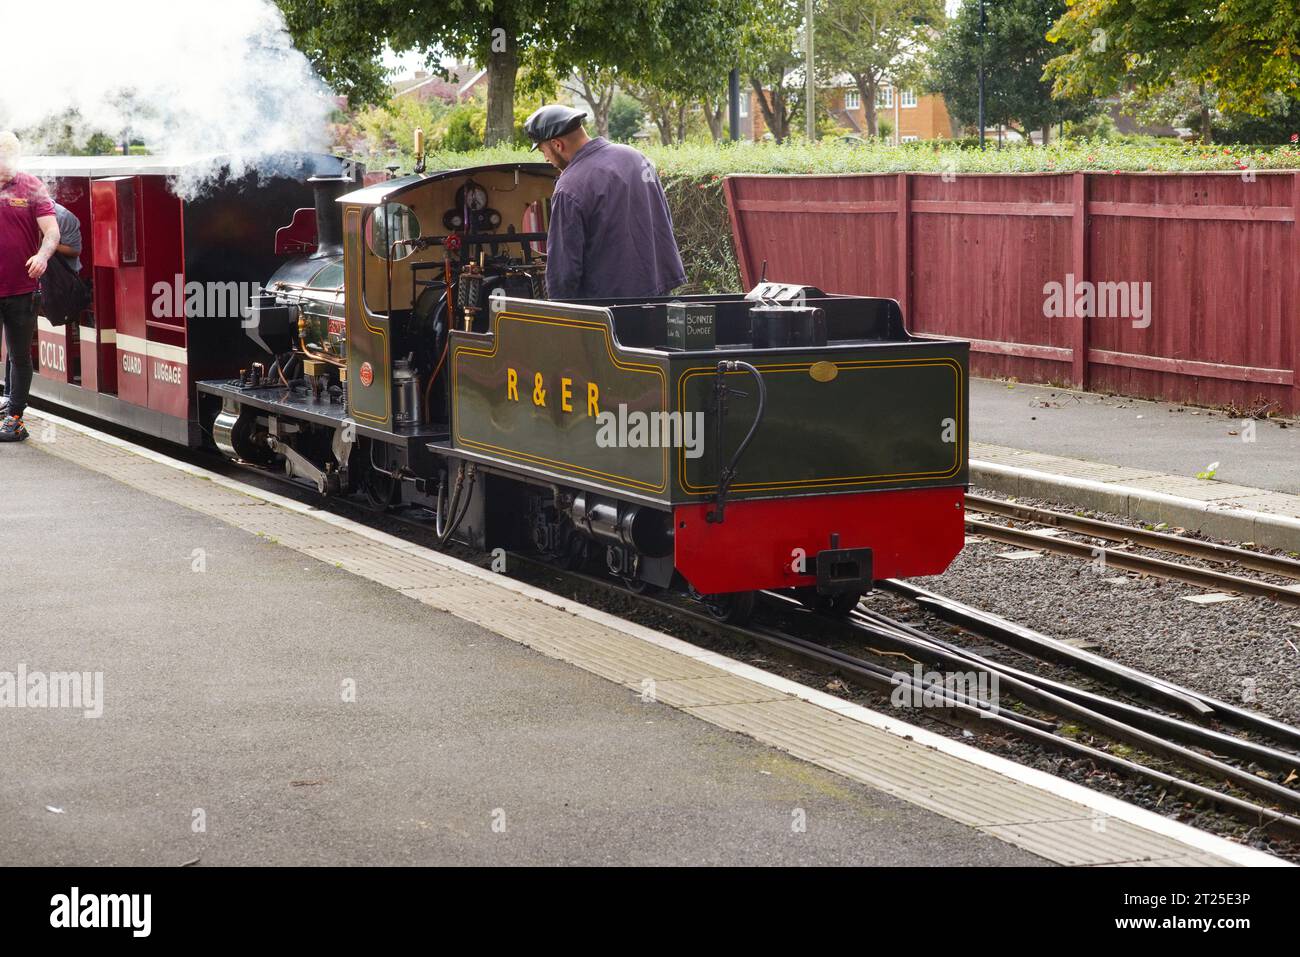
left=0, top=131, right=60, bottom=442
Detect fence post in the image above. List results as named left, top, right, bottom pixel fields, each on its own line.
left=722, top=175, right=751, bottom=290
left=897, top=172, right=912, bottom=320
left=1071, top=172, right=1089, bottom=390
left=1292, top=172, right=1300, bottom=415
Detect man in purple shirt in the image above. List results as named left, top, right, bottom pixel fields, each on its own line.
left=525, top=105, right=686, bottom=301
left=0, top=132, right=60, bottom=442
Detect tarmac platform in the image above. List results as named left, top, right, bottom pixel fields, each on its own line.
left=969, top=378, right=1300, bottom=552
left=0, top=407, right=1282, bottom=867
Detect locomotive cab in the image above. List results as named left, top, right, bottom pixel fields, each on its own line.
left=337, top=164, right=557, bottom=433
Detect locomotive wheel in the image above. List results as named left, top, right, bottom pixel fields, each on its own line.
left=362, top=467, right=400, bottom=510
left=538, top=531, right=587, bottom=570
left=796, top=587, right=864, bottom=617
left=700, top=590, right=757, bottom=626
left=620, top=577, right=661, bottom=596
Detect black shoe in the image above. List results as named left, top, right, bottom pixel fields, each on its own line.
left=0, top=415, right=28, bottom=442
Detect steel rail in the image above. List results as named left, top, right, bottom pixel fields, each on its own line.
left=817, top=605, right=1300, bottom=814
left=880, top=577, right=1214, bottom=716
left=967, top=493, right=1300, bottom=580
left=848, top=605, right=1300, bottom=776
left=965, top=515, right=1300, bottom=607
left=757, top=597, right=1300, bottom=839
left=886, top=578, right=1300, bottom=754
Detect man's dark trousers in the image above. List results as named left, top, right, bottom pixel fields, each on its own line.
left=0, top=293, right=36, bottom=417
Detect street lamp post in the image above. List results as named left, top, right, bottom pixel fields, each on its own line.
left=805, top=0, right=816, bottom=141
left=978, top=0, right=986, bottom=150
left=729, top=68, right=741, bottom=141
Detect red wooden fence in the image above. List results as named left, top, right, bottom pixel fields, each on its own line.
left=723, top=171, right=1300, bottom=414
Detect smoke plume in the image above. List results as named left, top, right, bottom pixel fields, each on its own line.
left=0, top=0, right=336, bottom=194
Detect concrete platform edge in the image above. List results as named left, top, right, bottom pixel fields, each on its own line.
left=972, top=459, right=1300, bottom=554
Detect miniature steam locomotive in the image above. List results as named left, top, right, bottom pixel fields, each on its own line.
left=17, top=153, right=969, bottom=622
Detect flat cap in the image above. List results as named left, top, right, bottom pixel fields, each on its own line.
left=524, top=105, right=587, bottom=150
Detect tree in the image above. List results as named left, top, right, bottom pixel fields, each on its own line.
left=700, top=92, right=728, bottom=141
left=1044, top=0, right=1300, bottom=135
left=608, top=93, right=646, bottom=141
left=19, top=110, right=119, bottom=155
left=438, top=104, right=486, bottom=152
left=562, top=67, right=619, bottom=138
left=369, top=1, right=554, bottom=147
left=278, top=1, right=652, bottom=146
left=740, top=0, right=804, bottom=142
left=352, top=95, right=450, bottom=156
left=278, top=0, right=745, bottom=147
left=1214, top=96, right=1300, bottom=144
left=626, top=82, right=687, bottom=145
left=276, top=0, right=392, bottom=106
left=817, top=0, right=943, bottom=137
left=627, top=0, right=751, bottom=143
left=929, top=0, right=1097, bottom=141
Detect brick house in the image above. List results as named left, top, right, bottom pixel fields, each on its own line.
left=748, top=75, right=954, bottom=142
left=392, top=64, right=488, bottom=105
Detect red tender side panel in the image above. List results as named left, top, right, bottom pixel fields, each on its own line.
left=673, top=486, right=965, bottom=594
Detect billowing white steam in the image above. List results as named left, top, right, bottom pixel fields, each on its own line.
left=0, top=0, right=335, bottom=194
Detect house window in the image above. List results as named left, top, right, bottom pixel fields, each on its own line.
left=740, top=96, right=748, bottom=117
left=900, top=89, right=918, bottom=108
left=876, top=87, right=893, bottom=109
left=844, top=89, right=860, bottom=111
left=900, top=135, right=919, bottom=143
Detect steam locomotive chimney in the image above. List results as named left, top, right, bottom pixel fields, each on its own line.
left=308, top=175, right=349, bottom=259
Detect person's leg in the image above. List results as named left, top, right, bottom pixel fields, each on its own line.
left=0, top=298, right=13, bottom=416
left=0, top=293, right=36, bottom=434
left=0, top=295, right=10, bottom=402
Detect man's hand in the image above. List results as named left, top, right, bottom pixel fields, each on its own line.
left=26, top=253, right=49, bottom=280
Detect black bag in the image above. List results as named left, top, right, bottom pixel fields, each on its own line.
left=38, top=255, right=92, bottom=327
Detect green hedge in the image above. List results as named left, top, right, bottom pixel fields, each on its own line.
left=417, top=140, right=1300, bottom=292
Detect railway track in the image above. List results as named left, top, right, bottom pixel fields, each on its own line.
left=965, top=492, right=1300, bottom=605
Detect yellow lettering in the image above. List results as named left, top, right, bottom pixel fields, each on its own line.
left=561, top=377, right=572, bottom=413
left=533, top=372, right=547, bottom=406
left=507, top=368, right=518, bottom=401
left=587, top=382, right=600, bottom=417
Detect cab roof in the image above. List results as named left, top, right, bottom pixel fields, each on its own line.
left=337, top=162, right=556, bottom=207
left=19, top=152, right=350, bottom=181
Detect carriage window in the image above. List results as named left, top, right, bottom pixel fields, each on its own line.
left=365, top=203, right=421, bottom=260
